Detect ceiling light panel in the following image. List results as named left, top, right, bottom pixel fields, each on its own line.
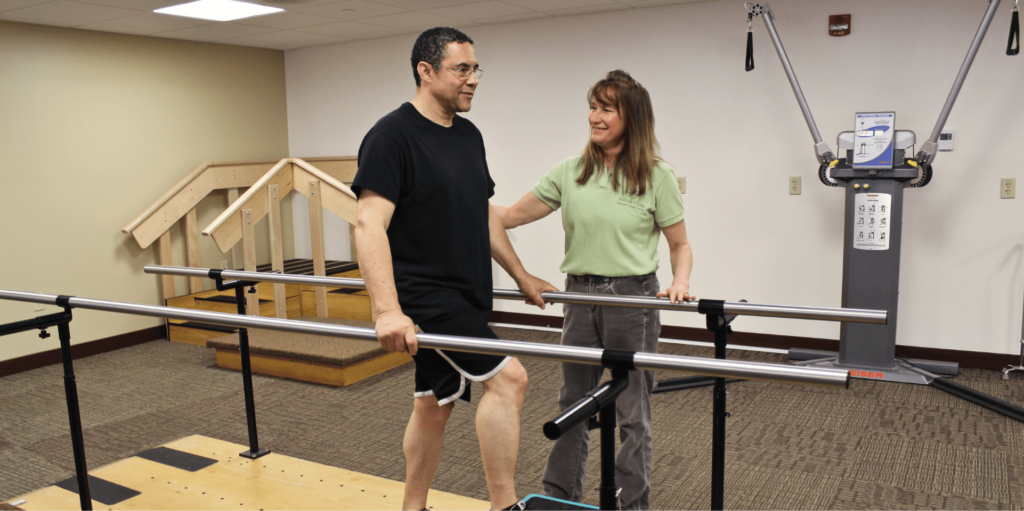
left=156, top=0, right=283, bottom=22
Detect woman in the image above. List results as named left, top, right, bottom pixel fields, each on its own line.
left=495, top=70, right=693, bottom=510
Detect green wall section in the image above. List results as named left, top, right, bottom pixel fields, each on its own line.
left=0, top=21, right=291, bottom=362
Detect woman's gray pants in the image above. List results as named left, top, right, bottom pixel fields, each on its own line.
left=542, top=273, right=661, bottom=510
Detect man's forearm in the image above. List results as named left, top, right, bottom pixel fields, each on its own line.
left=355, top=222, right=402, bottom=315
left=489, top=206, right=530, bottom=282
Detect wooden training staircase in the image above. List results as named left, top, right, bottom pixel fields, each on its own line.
left=122, top=157, right=400, bottom=386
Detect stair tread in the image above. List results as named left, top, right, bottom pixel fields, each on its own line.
left=171, top=322, right=239, bottom=333
left=198, top=295, right=271, bottom=305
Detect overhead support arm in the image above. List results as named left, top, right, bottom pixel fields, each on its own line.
left=916, top=0, right=1001, bottom=165
left=746, top=3, right=835, bottom=164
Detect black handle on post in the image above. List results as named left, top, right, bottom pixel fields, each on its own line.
left=1008, top=8, right=1020, bottom=55
left=543, top=366, right=631, bottom=510
left=745, top=12, right=755, bottom=72
left=543, top=376, right=629, bottom=440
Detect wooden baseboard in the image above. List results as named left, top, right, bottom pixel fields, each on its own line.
left=489, top=311, right=1019, bottom=372
left=0, top=325, right=166, bottom=377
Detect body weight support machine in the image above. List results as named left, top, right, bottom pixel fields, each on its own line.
left=745, top=1, right=1024, bottom=422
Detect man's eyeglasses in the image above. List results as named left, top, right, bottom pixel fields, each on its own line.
left=434, top=64, right=483, bottom=80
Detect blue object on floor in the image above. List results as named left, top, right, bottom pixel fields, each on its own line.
left=520, top=495, right=598, bottom=511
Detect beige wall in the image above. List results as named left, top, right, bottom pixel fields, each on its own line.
left=0, top=21, right=291, bottom=362
left=285, top=0, right=1024, bottom=355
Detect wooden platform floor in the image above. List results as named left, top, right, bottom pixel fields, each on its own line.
left=10, top=435, right=487, bottom=510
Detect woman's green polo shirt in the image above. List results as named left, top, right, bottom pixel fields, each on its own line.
left=531, top=156, right=685, bottom=277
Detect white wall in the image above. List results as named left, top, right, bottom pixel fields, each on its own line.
left=285, top=0, right=1024, bottom=355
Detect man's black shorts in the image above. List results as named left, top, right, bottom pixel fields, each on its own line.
left=414, top=308, right=510, bottom=406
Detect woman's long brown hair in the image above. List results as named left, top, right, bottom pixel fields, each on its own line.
left=578, top=70, right=661, bottom=196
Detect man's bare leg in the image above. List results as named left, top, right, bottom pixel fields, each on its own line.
left=478, top=358, right=529, bottom=510
left=403, top=395, right=454, bottom=510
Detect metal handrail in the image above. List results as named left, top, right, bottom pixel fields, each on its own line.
left=0, top=289, right=849, bottom=388
left=143, top=265, right=887, bottom=324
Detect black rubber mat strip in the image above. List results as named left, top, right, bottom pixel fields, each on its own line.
left=135, top=447, right=218, bottom=472
left=55, top=475, right=140, bottom=506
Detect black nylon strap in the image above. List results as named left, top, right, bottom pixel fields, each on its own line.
left=55, top=295, right=73, bottom=309
left=745, top=30, right=755, bottom=71
left=209, top=269, right=223, bottom=280
left=698, top=299, right=726, bottom=316
left=601, top=349, right=635, bottom=370
left=1008, top=9, right=1020, bottom=55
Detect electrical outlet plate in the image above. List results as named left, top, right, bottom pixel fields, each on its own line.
left=221, top=260, right=230, bottom=270
left=1002, top=178, right=1016, bottom=199
left=676, top=177, right=685, bottom=194
left=789, top=176, right=801, bottom=195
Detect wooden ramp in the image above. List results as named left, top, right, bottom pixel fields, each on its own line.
left=9, top=435, right=488, bottom=510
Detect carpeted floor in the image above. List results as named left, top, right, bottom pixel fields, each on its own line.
left=2, top=326, right=1023, bottom=509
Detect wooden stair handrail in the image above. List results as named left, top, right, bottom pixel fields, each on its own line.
left=121, top=158, right=291, bottom=249
left=121, top=156, right=357, bottom=301
left=121, top=161, right=210, bottom=236
left=202, top=158, right=359, bottom=253
left=121, top=157, right=358, bottom=250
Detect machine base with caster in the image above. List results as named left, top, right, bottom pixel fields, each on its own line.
left=1002, top=339, right=1023, bottom=380
left=790, top=349, right=1024, bottom=423
left=789, top=348, right=957, bottom=385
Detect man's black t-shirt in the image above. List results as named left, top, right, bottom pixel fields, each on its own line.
left=352, top=102, right=494, bottom=324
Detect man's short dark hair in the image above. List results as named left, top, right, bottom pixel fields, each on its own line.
left=411, top=27, right=473, bottom=87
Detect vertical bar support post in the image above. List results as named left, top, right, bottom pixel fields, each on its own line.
left=710, top=315, right=728, bottom=511
left=599, top=402, right=618, bottom=511
left=157, top=230, right=175, bottom=300
left=267, top=184, right=288, bottom=318
left=240, top=209, right=260, bottom=316
left=226, top=187, right=242, bottom=270
left=308, top=180, right=328, bottom=318
left=58, top=313, right=93, bottom=510
left=185, top=208, right=203, bottom=294
left=213, top=276, right=271, bottom=460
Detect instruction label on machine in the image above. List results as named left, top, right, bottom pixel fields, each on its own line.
left=852, top=112, right=895, bottom=170
left=854, top=193, right=891, bottom=250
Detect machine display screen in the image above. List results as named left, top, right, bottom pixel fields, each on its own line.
left=852, top=112, right=896, bottom=170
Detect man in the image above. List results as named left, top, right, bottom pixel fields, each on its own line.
left=352, top=27, right=557, bottom=511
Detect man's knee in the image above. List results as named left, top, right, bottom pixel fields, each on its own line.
left=412, top=397, right=454, bottom=430
left=487, top=358, right=528, bottom=400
